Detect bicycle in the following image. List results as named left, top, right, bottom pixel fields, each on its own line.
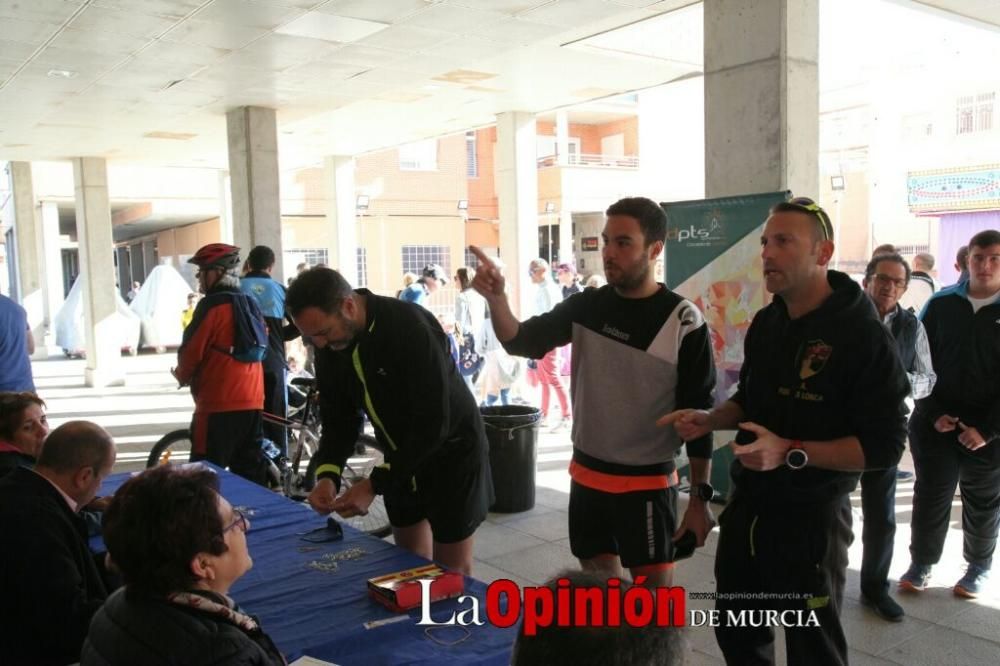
left=146, top=377, right=392, bottom=538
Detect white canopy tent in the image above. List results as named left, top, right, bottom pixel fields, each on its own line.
left=129, top=264, right=194, bottom=350
left=54, top=275, right=141, bottom=357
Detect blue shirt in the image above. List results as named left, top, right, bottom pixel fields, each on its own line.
left=399, top=282, right=429, bottom=307
left=0, top=295, right=34, bottom=392
left=240, top=274, right=287, bottom=319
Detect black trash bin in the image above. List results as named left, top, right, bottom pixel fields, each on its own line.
left=481, top=405, right=542, bottom=513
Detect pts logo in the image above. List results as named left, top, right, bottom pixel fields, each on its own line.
left=667, top=225, right=712, bottom=242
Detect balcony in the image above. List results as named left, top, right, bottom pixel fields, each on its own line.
left=536, top=153, right=640, bottom=169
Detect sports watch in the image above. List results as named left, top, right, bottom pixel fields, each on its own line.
left=691, top=482, right=715, bottom=501
left=785, top=440, right=808, bottom=470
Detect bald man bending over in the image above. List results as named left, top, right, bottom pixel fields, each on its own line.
left=0, top=421, right=117, bottom=666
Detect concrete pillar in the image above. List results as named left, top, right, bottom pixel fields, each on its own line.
left=555, top=111, right=574, bottom=264
left=323, top=155, right=358, bottom=281
left=704, top=0, right=819, bottom=198
left=227, top=106, right=283, bottom=280
left=8, top=163, right=44, bottom=345
left=38, top=201, right=64, bottom=356
left=495, top=111, right=538, bottom=317
left=73, top=157, right=125, bottom=387
left=218, top=169, right=233, bottom=244
left=558, top=208, right=574, bottom=265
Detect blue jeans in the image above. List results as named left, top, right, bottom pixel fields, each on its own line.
left=485, top=389, right=510, bottom=406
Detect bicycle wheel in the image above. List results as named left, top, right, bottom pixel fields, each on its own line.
left=146, top=430, right=193, bottom=468
left=334, top=443, right=392, bottom=538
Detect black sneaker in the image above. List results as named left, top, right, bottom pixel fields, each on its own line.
left=860, top=592, right=904, bottom=622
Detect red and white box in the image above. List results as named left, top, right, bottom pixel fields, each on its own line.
left=367, top=564, right=464, bottom=612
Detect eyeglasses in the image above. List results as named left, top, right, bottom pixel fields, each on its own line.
left=223, top=509, right=250, bottom=534
left=785, top=197, right=834, bottom=242
left=872, top=273, right=907, bottom=290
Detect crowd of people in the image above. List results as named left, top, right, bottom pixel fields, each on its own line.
left=1, top=194, right=998, bottom=665
left=401, top=254, right=605, bottom=425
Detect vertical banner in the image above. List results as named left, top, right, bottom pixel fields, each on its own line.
left=662, top=192, right=789, bottom=403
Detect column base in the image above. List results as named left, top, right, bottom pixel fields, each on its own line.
left=85, top=366, right=126, bottom=388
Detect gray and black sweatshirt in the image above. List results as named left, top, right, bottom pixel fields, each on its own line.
left=505, top=284, right=716, bottom=492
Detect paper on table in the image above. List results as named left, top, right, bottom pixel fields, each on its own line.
left=289, top=657, right=340, bottom=666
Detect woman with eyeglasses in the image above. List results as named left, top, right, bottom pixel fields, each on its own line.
left=0, top=391, right=49, bottom=478
left=82, top=466, right=285, bottom=665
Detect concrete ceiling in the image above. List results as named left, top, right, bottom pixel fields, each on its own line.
left=911, top=0, right=1000, bottom=25
left=0, top=0, right=704, bottom=170
left=1, top=0, right=996, bottom=173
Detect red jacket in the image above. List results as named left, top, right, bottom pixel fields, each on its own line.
left=175, top=297, right=263, bottom=414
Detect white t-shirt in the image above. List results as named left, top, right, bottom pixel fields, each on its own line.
left=967, top=291, right=1000, bottom=313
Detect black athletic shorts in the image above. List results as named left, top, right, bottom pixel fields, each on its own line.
left=383, top=434, right=494, bottom=544
left=190, top=410, right=267, bottom=486
left=568, top=481, right=679, bottom=568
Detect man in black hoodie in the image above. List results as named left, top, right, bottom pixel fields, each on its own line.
left=286, top=267, right=493, bottom=575
left=664, top=197, right=909, bottom=666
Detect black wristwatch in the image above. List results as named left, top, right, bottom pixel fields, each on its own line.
left=691, top=482, right=714, bottom=502
left=785, top=440, right=808, bottom=470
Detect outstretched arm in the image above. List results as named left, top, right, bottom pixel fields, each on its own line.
left=469, top=246, right=520, bottom=343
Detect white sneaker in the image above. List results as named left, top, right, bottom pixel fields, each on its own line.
left=549, top=417, right=571, bottom=432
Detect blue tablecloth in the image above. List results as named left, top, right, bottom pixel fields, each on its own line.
left=97, top=465, right=516, bottom=666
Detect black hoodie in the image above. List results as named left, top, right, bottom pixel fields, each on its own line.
left=730, top=271, right=909, bottom=503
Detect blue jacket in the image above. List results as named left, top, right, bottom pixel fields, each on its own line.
left=399, top=281, right=429, bottom=307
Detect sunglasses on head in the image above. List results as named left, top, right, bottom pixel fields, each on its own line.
left=785, top=197, right=834, bottom=241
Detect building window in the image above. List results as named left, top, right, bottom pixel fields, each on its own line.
left=399, top=139, right=438, bottom=171
left=957, top=93, right=994, bottom=134
left=356, top=247, right=368, bottom=288
left=977, top=92, right=994, bottom=132
left=402, top=245, right=449, bottom=276
left=895, top=244, right=930, bottom=256
left=463, top=247, right=499, bottom=271
left=957, top=96, right=974, bottom=134
left=465, top=131, right=478, bottom=178
left=464, top=248, right=478, bottom=269
left=285, top=248, right=329, bottom=271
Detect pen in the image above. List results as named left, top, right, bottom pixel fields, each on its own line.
left=363, top=615, right=410, bottom=630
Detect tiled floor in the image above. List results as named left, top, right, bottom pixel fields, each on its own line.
left=36, top=353, right=1000, bottom=665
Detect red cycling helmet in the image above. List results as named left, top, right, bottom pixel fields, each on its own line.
left=189, top=243, right=241, bottom=271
